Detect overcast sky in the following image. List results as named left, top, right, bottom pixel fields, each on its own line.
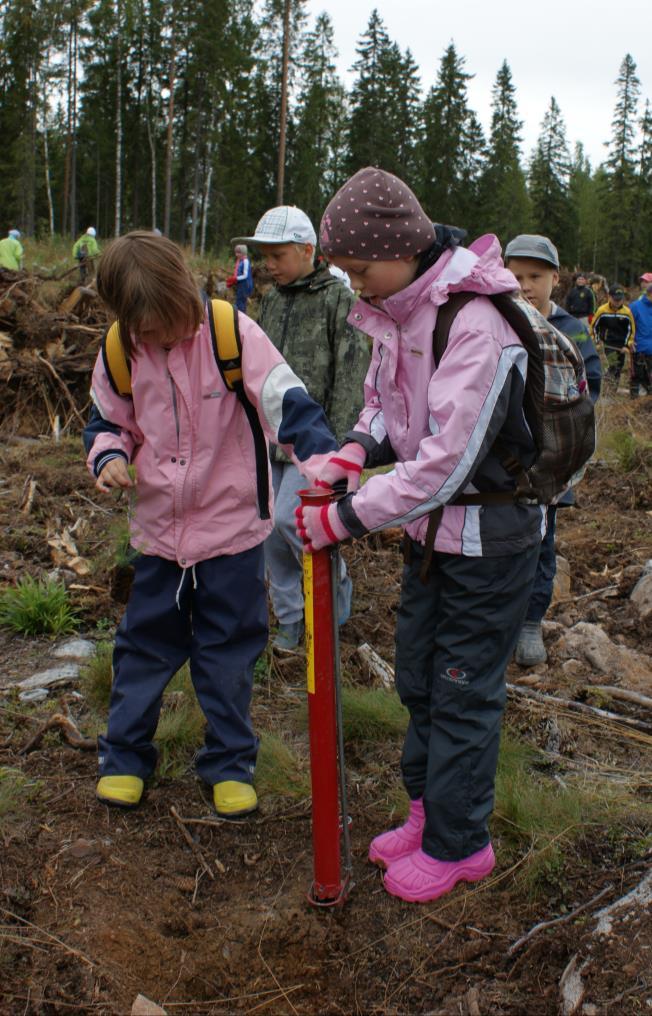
left=305, top=0, right=650, bottom=169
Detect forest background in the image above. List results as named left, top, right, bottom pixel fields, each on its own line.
left=1, top=0, right=651, bottom=284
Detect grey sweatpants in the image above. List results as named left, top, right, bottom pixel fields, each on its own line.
left=264, top=461, right=352, bottom=626
left=395, top=540, right=539, bottom=861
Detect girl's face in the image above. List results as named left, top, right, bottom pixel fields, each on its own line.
left=328, top=255, right=418, bottom=304
left=136, top=316, right=194, bottom=350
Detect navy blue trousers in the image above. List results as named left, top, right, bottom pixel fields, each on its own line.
left=395, top=543, right=539, bottom=860
left=98, top=546, right=268, bottom=785
left=235, top=283, right=249, bottom=314
left=525, top=505, right=558, bottom=623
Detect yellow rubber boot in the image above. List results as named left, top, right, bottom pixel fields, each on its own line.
left=213, top=781, right=258, bottom=818
left=96, top=775, right=144, bottom=808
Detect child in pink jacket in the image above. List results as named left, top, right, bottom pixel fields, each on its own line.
left=84, top=231, right=337, bottom=816
left=298, top=168, right=543, bottom=903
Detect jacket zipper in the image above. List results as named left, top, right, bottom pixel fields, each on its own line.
left=168, top=371, right=180, bottom=447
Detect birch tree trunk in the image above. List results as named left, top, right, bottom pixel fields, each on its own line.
left=163, top=40, right=177, bottom=236
left=114, top=0, right=123, bottom=237
left=276, top=0, right=291, bottom=205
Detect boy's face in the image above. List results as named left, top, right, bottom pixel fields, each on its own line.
left=576, top=275, right=587, bottom=287
left=258, top=242, right=314, bottom=286
left=506, top=257, right=558, bottom=315
left=137, top=316, right=194, bottom=350
left=328, top=255, right=418, bottom=304
left=609, top=296, right=624, bottom=309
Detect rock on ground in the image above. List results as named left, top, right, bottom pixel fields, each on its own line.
left=554, top=622, right=652, bottom=691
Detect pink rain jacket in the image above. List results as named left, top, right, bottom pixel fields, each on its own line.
left=85, top=307, right=337, bottom=566
left=338, top=236, right=545, bottom=557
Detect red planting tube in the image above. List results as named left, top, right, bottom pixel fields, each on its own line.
left=298, top=487, right=347, bottom=905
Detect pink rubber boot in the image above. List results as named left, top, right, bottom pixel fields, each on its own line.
left=368, top=798, right=425, bottom=868
left=383, top=842, right=495, bottom=903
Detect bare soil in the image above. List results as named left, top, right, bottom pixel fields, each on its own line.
left=1, top=398, right=652, bottom=1014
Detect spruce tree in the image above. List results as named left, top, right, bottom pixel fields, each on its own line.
left=480, top=60, right=531, bottom=244
left=528, top=97, right=574, bottom=263
left=419, top=43, right=480, bottom=230
left=604, top=54, right=640, bottom=281
left=287, top=13, right=345, bottom=225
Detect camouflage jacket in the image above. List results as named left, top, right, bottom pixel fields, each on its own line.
left=258, top=264, right=370, bottom=458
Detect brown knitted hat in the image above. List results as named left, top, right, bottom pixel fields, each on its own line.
left=320, top=167, right=436, bottom=262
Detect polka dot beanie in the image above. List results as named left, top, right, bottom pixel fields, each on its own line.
left=320, top=167, right=436, bottom=262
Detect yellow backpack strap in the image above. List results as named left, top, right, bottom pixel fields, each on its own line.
left=101, top=321, right=132, bottom=397
left=209, top=298, right=242, bottom=389
left=207, top=298, right=270, bottom=520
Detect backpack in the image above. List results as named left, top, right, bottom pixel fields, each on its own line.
left=101, top=298, right=270, bottom=520
left=415, top=291, right=596, bottom=582
left=433, top=291, right=596, bottom=506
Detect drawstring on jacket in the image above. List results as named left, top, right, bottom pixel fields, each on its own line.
left=175, top=564, right=198, bottom=610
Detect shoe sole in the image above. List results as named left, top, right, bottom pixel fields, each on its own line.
left=215, top=804, right=259, bottom=820
left=96, top=794, right=141, bottom=809
left=383, top=859, right=495, bottom=903
left=368, top=845, right=416, bottom=869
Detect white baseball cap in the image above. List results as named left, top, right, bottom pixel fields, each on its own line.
left=232, top=206, right=316, bottom=246
left=86, top=227, right=96, bottom=237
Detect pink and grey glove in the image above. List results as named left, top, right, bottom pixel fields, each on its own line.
left=295, top=501, right=351, bottom=553
left=301, top=442, right=367, bottom=493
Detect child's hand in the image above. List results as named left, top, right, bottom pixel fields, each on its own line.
left=96, top=457, right=134, bottom=493
left=295, top=501, right=351, bottom=552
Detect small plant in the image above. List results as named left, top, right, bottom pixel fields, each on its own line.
left=0, top=767, right=41, bottom=818
left=255, top=733, right=310, bottom=800
left=154, top=663, right=205, bottom=777
left=493, top=730, right=647, bottom=895
left=604, top=428, right=652, bottom=474
left=79, top=641, right=114, bottom=711
left=0, top=575, right=78, bottom=637
left=340, top=686, right=408, bottom=743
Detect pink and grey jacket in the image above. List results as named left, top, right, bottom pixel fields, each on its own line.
left=84, top=306, right=337, bottom=566
left=336, top=235, right=545, bottom=557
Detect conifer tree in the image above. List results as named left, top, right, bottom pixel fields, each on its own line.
left=287, top=13, right=345, bottom=225
left=604, top=53, right=640, bottom=281
left=347, top=10, right=414, bottom=174
left=480, top=60, right=531, bottom=243
left=528, top=97, right=574, bottom=263
left=420, top=44, right=480, bottom=230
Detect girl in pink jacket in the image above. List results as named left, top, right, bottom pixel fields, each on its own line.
left=298, top=169, right=543, bottom=903
left=84, top=231, right=337, bottom=816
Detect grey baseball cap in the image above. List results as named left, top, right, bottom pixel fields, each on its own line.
left=504, top=234, right=559, bottom=269
left=232, top=206, right=317, bottom=247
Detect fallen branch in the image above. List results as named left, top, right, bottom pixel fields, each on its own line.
left=559, top=953, right=589, bottom=1015
left=554, top=583, right=620, bottom=607
left=357, top=642, right=394, bottom=689
left=587, top=685, right=652, bottom=712
left=508, top=883, right=612, bottom=956
left=34, top=353, right=86, bottom=426
left=19, top=713, right=95, bottom=754
left=170, top=806, right=215, bottom=881
left=593, top=867, right=652, bottom=936
left=506, top=683, right=652, bottom=733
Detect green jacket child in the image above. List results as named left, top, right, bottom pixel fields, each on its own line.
left=0, top=230, right=24, bottom=271
left=233, top=205, right=370, bottom=651
left=72, top=227, right=100, bottom=261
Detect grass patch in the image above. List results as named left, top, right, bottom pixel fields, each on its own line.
left=79, top=640, right=114, bottom=711
left=0, top=576, right=78, bottom=637
left=0, top=767, right=41, bottom=818
left=255, top=733, right=310, bottom=800
left=494, top=731, right=648, bottom=895
left=340, top=686, right=408, bottom=743
left=294, top=685, right=408, bottom=744
left=603, top=427, right=652, bottom=473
